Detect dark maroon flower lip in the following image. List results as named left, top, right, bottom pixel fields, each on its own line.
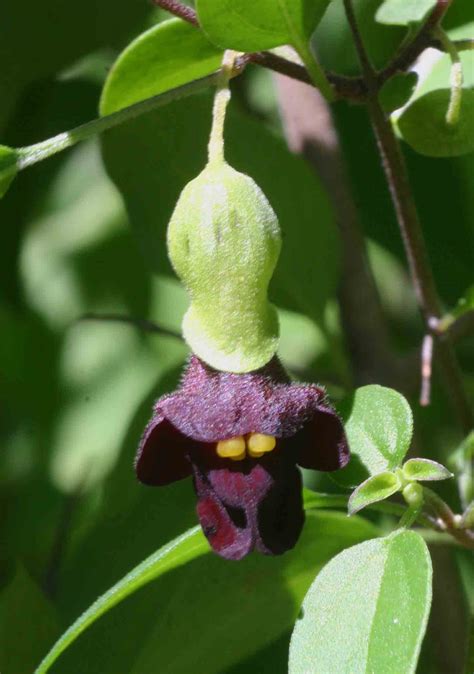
left=135, top=355, right=350, bottom=560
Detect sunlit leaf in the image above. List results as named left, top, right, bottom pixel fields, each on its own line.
left=348, top=471, right=401, bottom=515
left=100, top=19, right=222, bottom=115
left=334, top=385, right=413, bottom=488
left=196, top=0, right=332, bottom=95
left=196, top=0, right=330, bottom=52
left=289, top=530, right=432, bottom=674
left=376, top=0, right=436, bottom=26
left=402, top=458, right=453, bottom=482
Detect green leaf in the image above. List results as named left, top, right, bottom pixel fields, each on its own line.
left=101, top=94, right=339, bottom=324
left=398, top=89, right=474, bottom=157
left=34, top=527, right=207, bottom=674
left=380, top=72, right=418, bottom=114
left=334, top=385, right=413, bottom=488
left=196, top=0, right=333, bottom=96
left=376, top=0, right=436, bottom=26
left=35, top=511, right=377, bottom=674
left=0, top=564, right=60, bottom=674
left=348, top=471, right=401, bottom=515
left=0, top=145, right=18, bottom=198
left=196, top=0, right=330, bottom=52
left=100, top=19, right=223, bottom=115
left=289, top=530, right=433, bottom=674
left=403, top=458, right=453, bottom=482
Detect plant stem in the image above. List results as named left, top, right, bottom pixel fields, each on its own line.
left=399, top=503, right=423, bottom=529
left=342, top=0, right=473, bottom=436
left=17, top=73, right=219, bottom=170
left=436, top=27, right=464, bottom=125
left=208, top=51, right=237, bottom=164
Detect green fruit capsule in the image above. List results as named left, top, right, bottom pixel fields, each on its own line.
left=167, top=160, right=281, bottom=373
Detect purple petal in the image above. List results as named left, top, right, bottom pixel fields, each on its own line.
left=159, top=355, right=329, bottom=442
left=192, top=449, right=304, bottom=560
left=135, top=414, right=193, bottom=486
left=295, top=405, right=350, bottom=472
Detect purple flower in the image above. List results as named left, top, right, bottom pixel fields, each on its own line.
left=136, top=355, right=350, bottom=560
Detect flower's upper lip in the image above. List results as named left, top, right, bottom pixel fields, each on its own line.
left=154, top=354, right=328, bottom=444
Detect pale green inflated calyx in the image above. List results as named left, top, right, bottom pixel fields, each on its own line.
left=167, top=160, right=281, bottom=373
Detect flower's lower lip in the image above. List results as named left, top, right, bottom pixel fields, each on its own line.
left=192, top=454, right=304, bottom=560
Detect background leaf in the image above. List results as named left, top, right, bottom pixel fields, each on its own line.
left=0, top=146, right=18, bottom=198
left=398, top=89, right=474, bottom=158
left=334, top=385, right=413, bottom=487
left=100, top=19, right=222, bottom=115
left=376, top=0, right=436, bottom=26
left=289, top=530, right=432, bottom=674
left=36, top=511, right=378, bottom=674
left=0, top=564, right=60, bottom=674
left=196, top=0, right=333, bottom=95
left=196, top=0, right=330, bottom=53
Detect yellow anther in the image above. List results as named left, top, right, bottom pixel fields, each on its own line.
left=247, top=433, right=276, bottom=458
left=216, top=436, right=246, bottom=459
left=229, top=451, right=246, bottom=462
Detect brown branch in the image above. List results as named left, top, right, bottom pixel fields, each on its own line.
left=152, top=0, right=198, bottom=25
left=377, top=0, right=453, bottom=86
left=342, top=0, right=473, bottom=434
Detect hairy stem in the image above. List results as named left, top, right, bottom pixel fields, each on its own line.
left=17, top=73, right=219, bottom=169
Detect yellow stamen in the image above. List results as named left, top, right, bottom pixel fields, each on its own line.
left=216, top=436, right=246, bottom=459
left=229, top=451, right=246, bottom=462
left=247, top=433, right=276, bottom=458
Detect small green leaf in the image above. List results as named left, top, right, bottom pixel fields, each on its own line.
left=100, top=19, right=223, bottom=115
left=380, top=72, right=418, bottom=113
left=196, top=0, right=333, bottom=96
left=334, top=385, right=413, bottom=488
left=289, top=530, right=433, bottom=674
left=403, top=458, right=453, bottom=482
left=398, top=89, right=474, bottom=157
left=376, top=0, right=436, bottom=26
left=348, top=471, right=401, bottom=515
left=0, top=145, right=18, bottom=198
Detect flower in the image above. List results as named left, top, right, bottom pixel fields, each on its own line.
left=136, top=355, right=350, bottom=560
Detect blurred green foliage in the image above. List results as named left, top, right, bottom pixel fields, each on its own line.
left=0, top=1, right=473, bottom=673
